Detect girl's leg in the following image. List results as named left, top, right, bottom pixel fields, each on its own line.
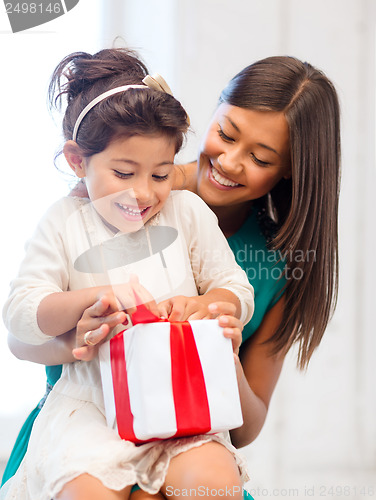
left=55, top=473, right=132, bottom=500
left=161, top=441, right=243, bottom=499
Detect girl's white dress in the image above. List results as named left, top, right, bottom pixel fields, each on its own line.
left=2, top=191, right=254, bottom=499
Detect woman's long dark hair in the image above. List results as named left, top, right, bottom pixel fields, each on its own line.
left=221, top=56, right=341, bottom=368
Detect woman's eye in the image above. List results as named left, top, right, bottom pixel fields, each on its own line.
left=217, top=128, right=234, bottom=142
left=153, top=174, right=169, bottom=182
left=251, top=153, right=269, bottom=167
left=114, top=170, right=133, bottom=179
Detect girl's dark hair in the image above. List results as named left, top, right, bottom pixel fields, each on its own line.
left=48, top=48, right=189, bottom=157
left=221, top=56, right=341, bottom=369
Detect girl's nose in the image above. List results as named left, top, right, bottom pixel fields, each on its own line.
left=133, top=180, right=152, bottom=204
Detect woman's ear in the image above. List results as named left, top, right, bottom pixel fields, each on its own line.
left=63, top=141, right=86, bottom=178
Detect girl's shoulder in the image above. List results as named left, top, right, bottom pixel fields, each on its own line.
left=167, top=190, right=217, bottom=219
left=36, top=196, right=90, bottom=233
left=42, top=196, right=88, bottom=216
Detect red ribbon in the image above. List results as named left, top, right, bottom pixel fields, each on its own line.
left=110, top=330, right=139, bottom=443
left=109, top=303, right=211, bottom=442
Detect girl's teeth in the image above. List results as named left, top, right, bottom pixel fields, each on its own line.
left=211, top=166, right=240, bottom=187
left=117, top=203, right=147, bottom=216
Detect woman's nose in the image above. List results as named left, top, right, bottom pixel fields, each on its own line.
left=217, top=150, right=243, bottom=175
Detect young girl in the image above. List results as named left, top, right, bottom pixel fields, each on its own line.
left=1, top=48, right=254, bottom=500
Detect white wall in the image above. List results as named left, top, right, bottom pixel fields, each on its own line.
left=1, top=1, right=375, bottom=498
left=0, top=0, right=104, bottom=462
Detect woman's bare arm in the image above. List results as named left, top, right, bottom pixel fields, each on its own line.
left=173, top=161, right=198, bottom=192
left=230, top=296, right=286, bottom=448
left=8, top=330, right=76, bottom=365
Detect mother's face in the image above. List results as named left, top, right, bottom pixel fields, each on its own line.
left=197, top=103, right=291, bottom=208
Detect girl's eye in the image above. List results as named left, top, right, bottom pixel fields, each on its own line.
left=251, top=153, right=270, bottom=167
left=153, top=174, right=169, bottom=182
left=114, top=170, right=133, bottom=179
left=217, top=128, right=234, bottom=142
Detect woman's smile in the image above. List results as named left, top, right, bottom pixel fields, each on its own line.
left=208, top=163, right=242, bottom=190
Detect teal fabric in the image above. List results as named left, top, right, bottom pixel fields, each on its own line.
left=1, top=365, right=62, bottom=486
left=227, top=210, right=285, bottom=342
left=1, top=406, right=40, bottom=486
left=2, top=211, right=282, bottom=496
left=244, top=489, right=255, bottom=499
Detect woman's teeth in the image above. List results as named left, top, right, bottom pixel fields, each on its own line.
left=211, top=166, right=240, bottom=187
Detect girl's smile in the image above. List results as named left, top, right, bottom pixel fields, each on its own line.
left=114, top=202, right=152, bottom=221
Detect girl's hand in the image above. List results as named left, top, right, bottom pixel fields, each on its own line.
left=157, top=295, right=216, bottom=321
left=157, top=297, right=243, bottom=355
left=208, top=302, right=243, bottom=356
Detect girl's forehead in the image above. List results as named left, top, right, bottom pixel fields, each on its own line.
left=99, top=134, right=177, bottom=162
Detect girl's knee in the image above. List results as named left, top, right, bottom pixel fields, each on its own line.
left=195, top=468, right=243, bottom=499
left=163, top=442, right=243, bottom=499
left=55, top=473, right=132, bottom=500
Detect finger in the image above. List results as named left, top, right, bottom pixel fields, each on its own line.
left=76, top=324, right=108, bottom=349
left=207, top=302, right=237, bottom=318
left=157, top=301, right=170, bottom=319
left=217, top=314, right=243, bottom=331
left=99, top=310, right=127, bottom=329
left=77, top=310, right=126, bottom=345
left=167, top=298, right=186, bottom=322
left=73, top=345, right=97, bottom=362
left=95, top=295, right=127, bottom=317
left=187, top=311, right=211, bottom=321
left=91, top=296, right=112, bottom=316
left=222, top=327, right=242, bottom=354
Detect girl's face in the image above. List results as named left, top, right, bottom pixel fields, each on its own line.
left=197, top=103, right=291, bottom=208
left=80, top=134, right=176, bottom=233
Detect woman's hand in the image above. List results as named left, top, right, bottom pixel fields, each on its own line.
left=73, top=277, right=158, bottom=361
left=72, top=294, right=127, bottom=361
left=208, top=302, right=243, bottom=355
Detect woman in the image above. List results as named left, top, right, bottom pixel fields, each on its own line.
left=2, top=55, right=340, bottom=495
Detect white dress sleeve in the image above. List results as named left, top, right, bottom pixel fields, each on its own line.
left=2, top=198, right=73, bottom=345
left=174, top=191, right=254, bottom=325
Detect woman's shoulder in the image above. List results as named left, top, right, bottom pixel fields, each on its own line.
left=228, top=210, right=285, bottom=273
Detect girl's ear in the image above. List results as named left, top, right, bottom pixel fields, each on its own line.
left=63, top=141, right=86, bottom=178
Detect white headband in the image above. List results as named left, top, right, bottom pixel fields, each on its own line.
left=72, top=74, right=175, bottom=142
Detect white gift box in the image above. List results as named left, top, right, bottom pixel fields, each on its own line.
left=99, top=318, right=243, bottom=444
